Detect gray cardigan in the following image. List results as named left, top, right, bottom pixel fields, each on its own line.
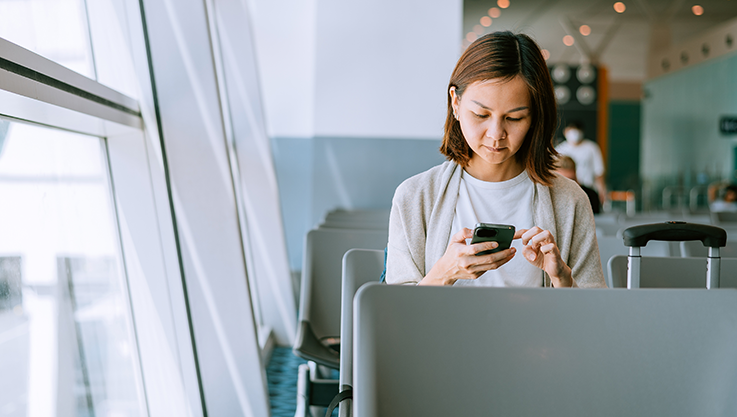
left=385, top=161, right=606, bottom=287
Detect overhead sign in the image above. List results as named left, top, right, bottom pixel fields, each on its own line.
left=720, top=116, right=737, bottom=134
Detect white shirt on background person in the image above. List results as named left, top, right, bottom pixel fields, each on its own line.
left=556, top=139, right=604, bottom=188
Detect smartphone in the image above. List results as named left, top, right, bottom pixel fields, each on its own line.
left=470, top=223, right=516, bottom=256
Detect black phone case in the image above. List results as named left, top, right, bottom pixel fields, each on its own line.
left=470, top=223, right=516, bottom=256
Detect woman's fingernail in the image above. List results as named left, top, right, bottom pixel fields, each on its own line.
left=527, top=253, right=536, bottom=261
left=510, top=247, right=516, bottom=253
left=492, top=242, right=498, bottom=248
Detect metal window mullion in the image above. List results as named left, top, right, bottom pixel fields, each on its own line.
left=0, top=36, right=141, bottom=127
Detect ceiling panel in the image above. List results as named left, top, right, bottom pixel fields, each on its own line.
left=463, top=0, right=737, bottom=81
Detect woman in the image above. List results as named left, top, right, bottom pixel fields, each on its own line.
left=385, top=31, right=606, bottom=288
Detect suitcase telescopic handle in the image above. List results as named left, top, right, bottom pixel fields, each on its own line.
left=623, top=221, right=727, bottom=248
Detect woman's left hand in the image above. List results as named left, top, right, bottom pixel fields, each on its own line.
left=516, top=227, right=573, bottom=287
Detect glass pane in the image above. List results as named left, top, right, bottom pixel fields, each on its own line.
left=0, top=119, right=145, bottom=416
left=85, top=0, right=141, bottom=99
left=0, top=0, right=95, bottom=78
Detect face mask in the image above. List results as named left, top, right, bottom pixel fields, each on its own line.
left=565, top=129, right=582, bottom=144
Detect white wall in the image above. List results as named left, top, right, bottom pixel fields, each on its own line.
left=251, top=0, right=463, bottom=139
left=247, top=0, right=317, bottom=138
left=313, top=0, right=461, bottom=138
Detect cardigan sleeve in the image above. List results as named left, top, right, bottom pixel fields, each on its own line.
left=385, top=180, right=426, bottom=285
left=566, top=184, right=607, bottom=288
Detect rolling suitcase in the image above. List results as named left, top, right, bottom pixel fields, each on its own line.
left=623, top=221, right=727, bottom=289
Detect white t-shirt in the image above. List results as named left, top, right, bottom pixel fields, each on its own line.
left=711, top=200, right=737, bottom=213
left=556, top=139, right=604, bottom=188
left=449, top=169, right=541, bottom=287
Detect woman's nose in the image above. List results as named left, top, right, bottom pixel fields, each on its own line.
left=485, top=119, right=505, bottom=140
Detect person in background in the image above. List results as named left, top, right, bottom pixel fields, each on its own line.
left=555, top=155, right=600, bottom=214
left=708, top=183, right=737, bottom=212
left=384, top=31, right=605, bottom=289
left=556, top=121, right=606, bottom=204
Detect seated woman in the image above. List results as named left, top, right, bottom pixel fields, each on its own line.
left=709, top=183, right=737, bottom=213
left=385, top=31, right=605, bottom=288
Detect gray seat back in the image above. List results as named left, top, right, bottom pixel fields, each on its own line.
left=324, top=209, right=390, bottom=224
left=293, top=228, right=387, bottom=368
left=338, top=249, right=384, bottom=417
left=599, top=236, right=673, bottom=287
left=608, top=255, right=737, bottom=288
left=353, top=284, right=737, bottom=417
left=681, top=239, right=737, bottom=258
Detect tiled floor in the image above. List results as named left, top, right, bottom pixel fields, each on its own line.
left=266, top=347, right=306, bottom=417
left=266, top=347, right=339, bottom=417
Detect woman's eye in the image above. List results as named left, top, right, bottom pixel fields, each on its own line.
left=473, top=113, right=488, bottom=119
left=507, top=117, right=522, bottom=121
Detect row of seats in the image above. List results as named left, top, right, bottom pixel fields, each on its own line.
left=593, top=211, right=736, bottom=237
left=595, top=212, right=737, bottom=284
left=351, top=284, right=737, bottom=416
left=293, top=209, right=389, bottom=416
left=296, top=210, right=737, bottom=416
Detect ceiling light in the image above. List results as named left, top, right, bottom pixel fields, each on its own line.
left=466, top=32, right=478, bottom=42
left=577, top=65, right=596, bottom=84
left=480, top=16, right=492, bottom=27
left=554, top=86, right=571, bottom=104
left=552, top=65, right=571, bottom=83
left=692, top=5, right=704, bottom=16
left=488, top=7, right=501, bottom=18
left=613, top=2, right=626, bottom=13
left=497, top=0, right=510, bottom=9
left=579, top=25, right=591, bottom=36
left=541, top=49, right=551, bottom=61
left=576, top=86, right=596, bottom=105
left=563, top=35, right=575, bottom=46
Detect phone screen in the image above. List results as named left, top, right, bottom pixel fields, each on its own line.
left=470, top=223, right=515, bottom=256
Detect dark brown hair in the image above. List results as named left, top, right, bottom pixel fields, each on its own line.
left=440, top=31, right=558, bottom=185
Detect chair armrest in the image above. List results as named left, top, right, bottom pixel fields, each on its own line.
left=293, top=320, right=340, bottom=369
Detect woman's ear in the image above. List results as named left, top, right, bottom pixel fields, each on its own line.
left=449, top=86, right=460, bottom=119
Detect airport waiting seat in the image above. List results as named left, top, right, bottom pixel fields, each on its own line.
left=292, top=228, right=387, bottom=417
left=608, top=255, right=737, bottom=288
left=318, top=219, right=388, bottom=230
left=598, top=236, right=672, bottom=287
left=323, top=209, right=390, bottom=224
left=317, top=209, right=390, bottom=231
left=681, top=239, right=737, bottom=258
left=597, top=235, right=628, bottom=285
left=352, top=284, right=737, bottom=417
left=336, top=249, right=385, bottom=417
left=293, top=227, right=388, bottom=369
left=712, top=211, right=737, bottom=225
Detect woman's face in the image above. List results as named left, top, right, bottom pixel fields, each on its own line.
left=451, top=76, right=532, bottom=181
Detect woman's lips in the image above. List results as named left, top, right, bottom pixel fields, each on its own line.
left=484, top=145, right=505, bottom=152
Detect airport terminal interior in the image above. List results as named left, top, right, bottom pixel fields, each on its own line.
left=2, top=0, right=737, bottom=416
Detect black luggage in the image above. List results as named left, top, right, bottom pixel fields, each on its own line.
left=623, top=221, right=727, bottom=289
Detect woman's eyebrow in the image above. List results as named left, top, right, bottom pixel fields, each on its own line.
left=470, top=100, right=529, bottom=113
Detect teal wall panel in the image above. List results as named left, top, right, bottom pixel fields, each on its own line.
left=608, top=101, right=641, bottom=192
left=272, top=137, right=446, bottom=271
left=642, top=53, right=737, bottom=190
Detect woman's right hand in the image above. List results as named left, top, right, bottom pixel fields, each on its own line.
left=419, top=228, right=517, bottom=286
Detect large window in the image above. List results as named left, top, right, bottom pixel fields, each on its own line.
left=0, top=119, right=145, bottom=416
left=0, top=0, right=281, bottom=415
left=0, top=0, right=95, bottom=78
